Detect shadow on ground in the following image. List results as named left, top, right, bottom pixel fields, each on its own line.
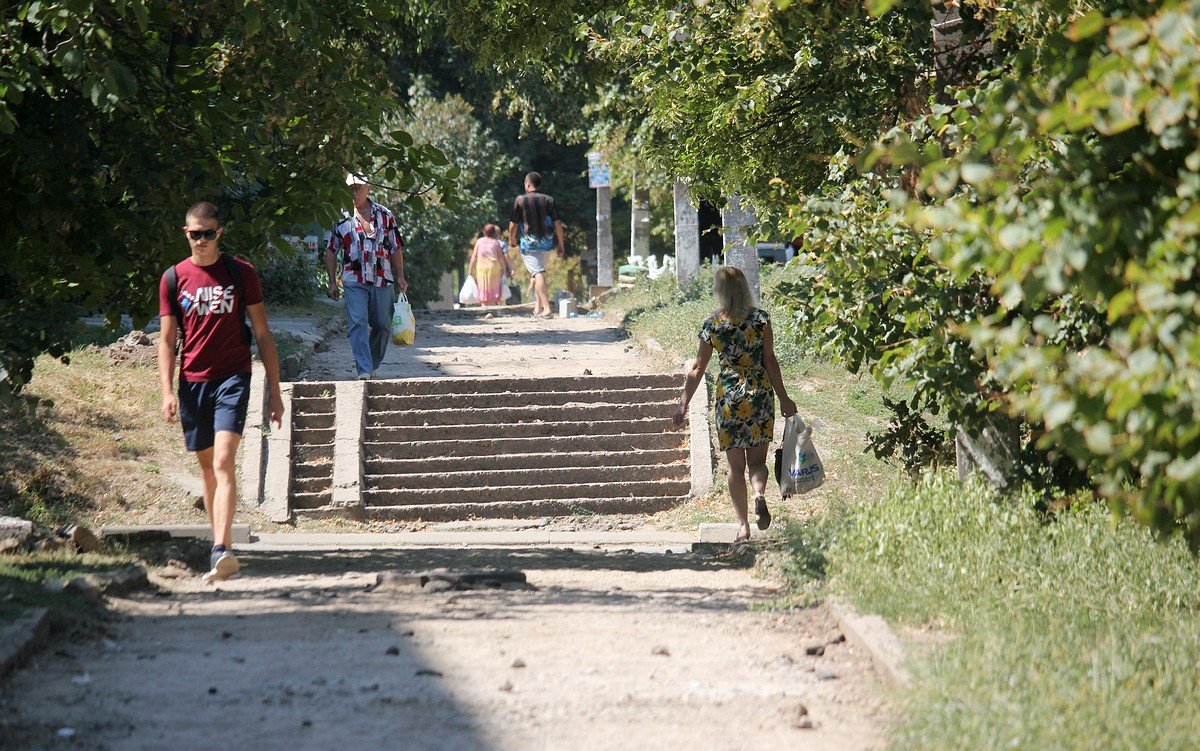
left=0, top=606, right=495, bottom=751
left=238, top=546, right=746, bottom=577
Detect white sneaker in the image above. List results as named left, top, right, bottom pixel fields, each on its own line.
left=202, top=551, right=240, bottom=582
left=357, top=372, right=370, bottom=381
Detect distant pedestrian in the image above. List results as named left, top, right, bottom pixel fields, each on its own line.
left=158, top=201, right=285, bottom=582
left=468, top=224, right=512, bottom=305
left=508, top=171, right=564, bottom=318
left=674, top=266, right=797, bottom=541
left=325, top=172, right=408, bottom=379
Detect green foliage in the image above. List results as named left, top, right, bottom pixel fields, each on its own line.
left=373, top=83, right=518, bottom=307
left=821, top=472, right=1200, bottom=749
left=867, top=0, right=1200, bottom=544
left=0, top=1, right=458, bottom=399
left=256, top=252, right=321, bottom=308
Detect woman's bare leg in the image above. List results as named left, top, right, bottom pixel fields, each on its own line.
left=747, top=443, right=770, bottom=500
left=726, top=448, right=751, bottom=540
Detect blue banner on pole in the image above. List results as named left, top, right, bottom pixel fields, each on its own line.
left=588, top=151, right=611, bottom=189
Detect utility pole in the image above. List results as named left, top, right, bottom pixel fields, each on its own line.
left=630, top=171, right=651, bottom=261
left=673, top=181, right=700, bottom=286
left=589, top=152, right=613, bottom=288
left=721, top=194, right=759, bottom=304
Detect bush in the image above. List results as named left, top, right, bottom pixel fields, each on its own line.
left=255, top=250, right=322, bottom=307
left=866, top=2, right=1200, bottom=546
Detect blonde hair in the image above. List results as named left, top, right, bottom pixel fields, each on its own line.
left=714, top=266, right=754, bottom=321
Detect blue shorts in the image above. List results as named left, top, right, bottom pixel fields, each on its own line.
left=178, top=372, right=251, bottom=452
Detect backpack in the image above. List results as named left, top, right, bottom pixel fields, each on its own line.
left=164, top=253, right=253, bottom=351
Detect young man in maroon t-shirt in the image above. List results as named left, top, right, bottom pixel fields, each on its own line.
left=157, top=202, right=285, bottom=581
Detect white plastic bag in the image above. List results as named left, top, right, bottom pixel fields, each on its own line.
left=776, top=415, right=825, bottom=497
left=500, top=276, right=511, bottom=301
left=459, top=276, right=479, bottom=305
left=391, top=293, right=416, bottom=346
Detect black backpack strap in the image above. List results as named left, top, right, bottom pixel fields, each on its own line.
left=219, top=253, right=253, bottom=346
left=165, top=263, right=183, bottom=323
left=165, top=263, right=184, bottom=356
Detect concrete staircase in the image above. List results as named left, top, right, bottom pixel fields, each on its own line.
left=245, top=372, right=712, bottom=523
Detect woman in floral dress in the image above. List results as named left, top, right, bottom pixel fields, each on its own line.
left=674, top=266, right=797, bottom=541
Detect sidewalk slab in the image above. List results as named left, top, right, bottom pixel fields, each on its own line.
left=100, top=524, right=251, bottom=545
left=698, top=523, right=740, bottom=543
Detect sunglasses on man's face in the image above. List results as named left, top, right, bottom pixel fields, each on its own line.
left=185, top=229, right=219, bottom=241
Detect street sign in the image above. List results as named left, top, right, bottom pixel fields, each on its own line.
left=588, top=151, right=611, bottom=189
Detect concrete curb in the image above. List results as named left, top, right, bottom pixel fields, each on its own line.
left=0, top=608, right=51, bottom=681
left=274, top=311, right=345, bottom=382
left=687, top=370, right=713, bottom=496
left=828, top=597, right=911, bottom=687
left=100, top=524, right=252, bottom=544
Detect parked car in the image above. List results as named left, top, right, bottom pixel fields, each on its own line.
left=756, top=242, right=796, bottom=264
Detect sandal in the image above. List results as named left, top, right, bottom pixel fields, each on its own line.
left=754, top=495, right=771, bottom=531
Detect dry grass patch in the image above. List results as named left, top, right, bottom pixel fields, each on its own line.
left=3, top=348, right=202, bottom=528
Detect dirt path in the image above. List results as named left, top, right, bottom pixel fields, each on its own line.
left=1, top=308, right=891, bottom=749
left=0, top=547, right=888, bottom=750
left=302, top=306, right=657, bottom=381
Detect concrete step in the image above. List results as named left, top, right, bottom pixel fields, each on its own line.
left=365, top=448, right=688, bottom=475
left=366, top=386, right=678, bottom=411
left=294, top=475, right=333, bottom=494
left=362, top=479, right=691, bottom=507
left=294, top=412, right=335, bottom=430
left=364, top=418, right=680, bottom=443
left=293, top=427, right=336, bottom=446
left=292, top=490, right=332, bottom=509
left=365, top=373, right=678, bottom=397
left=366, top=401, right=676, bottom=428
left=291, top=395, right=334, bottom=413
left=364, top=432, right=687, bottom=460
left=344, top=495, right=689, bottom=522
left=294, top=444, right=334, bottom=464
left=293, top=462, right=333, bottom=480
left=368, top=464, right=687, bottom=491
left=292, top=383, right=338, bottom=399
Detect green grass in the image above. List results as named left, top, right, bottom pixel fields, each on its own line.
left=271, top=332, right=307, bottom=363
left=789, top=472, right=1200, bottom=750
left=0, top=549, right=138, bottom=624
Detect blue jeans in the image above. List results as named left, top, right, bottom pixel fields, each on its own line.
left=343, top=281, right=394, bottom=376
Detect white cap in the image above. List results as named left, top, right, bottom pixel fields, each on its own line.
left=346, top=172, right=369, bottom=186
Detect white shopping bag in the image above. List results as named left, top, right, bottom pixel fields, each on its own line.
left=459, top=276, right=479, bottom=305
left=776, top=415, right=825, bottom=497
left=391, top=293, right=416, bottom=346
left=500, top=276, right=511, bottom=301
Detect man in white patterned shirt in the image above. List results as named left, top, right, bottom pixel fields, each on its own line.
left=325, top=172, right=408, bottom=379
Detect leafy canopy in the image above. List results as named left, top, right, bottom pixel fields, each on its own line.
left=0, top=0, right=456, bottom=398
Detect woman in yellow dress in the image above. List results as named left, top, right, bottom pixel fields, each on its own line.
left=468, top=224, right=511, bottom=305
left=674, top=266, right=797, bottom=541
